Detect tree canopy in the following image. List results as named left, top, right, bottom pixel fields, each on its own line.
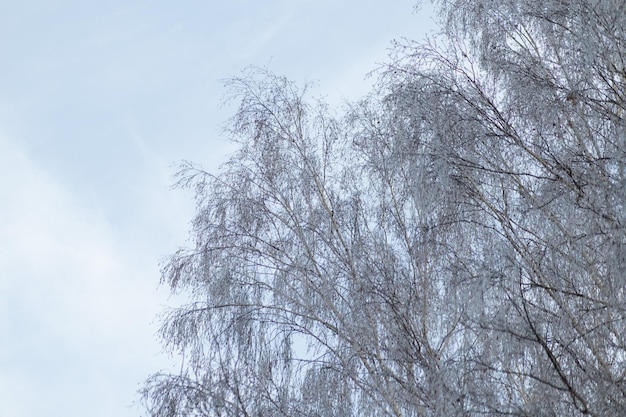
left=142, top=1, right=626, bottom=416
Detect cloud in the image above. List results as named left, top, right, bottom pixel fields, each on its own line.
left=0, top=133, right=173, bottom=417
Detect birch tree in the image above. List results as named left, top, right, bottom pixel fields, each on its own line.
left=379, top=0, right=626, bottom=415
left=142, top=1, right=626, bottom=416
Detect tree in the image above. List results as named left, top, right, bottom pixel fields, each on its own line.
left=142, top=1, right=626, bottom=416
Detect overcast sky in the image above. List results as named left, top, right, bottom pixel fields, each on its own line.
left=0, top=1, right=435, bottom=416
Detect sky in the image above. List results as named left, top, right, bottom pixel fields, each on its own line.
left=0, top=1, right=435, bottom=416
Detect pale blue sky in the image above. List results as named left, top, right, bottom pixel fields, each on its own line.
left=0, top=1, right=435, bottom=416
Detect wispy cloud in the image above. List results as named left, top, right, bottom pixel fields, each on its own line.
left=0, top=133, right=173, bottom=417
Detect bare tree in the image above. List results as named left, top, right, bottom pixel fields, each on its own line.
left=142, top=2, right=626, bottom=416
left=380, top=0, right=626, bottom=415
